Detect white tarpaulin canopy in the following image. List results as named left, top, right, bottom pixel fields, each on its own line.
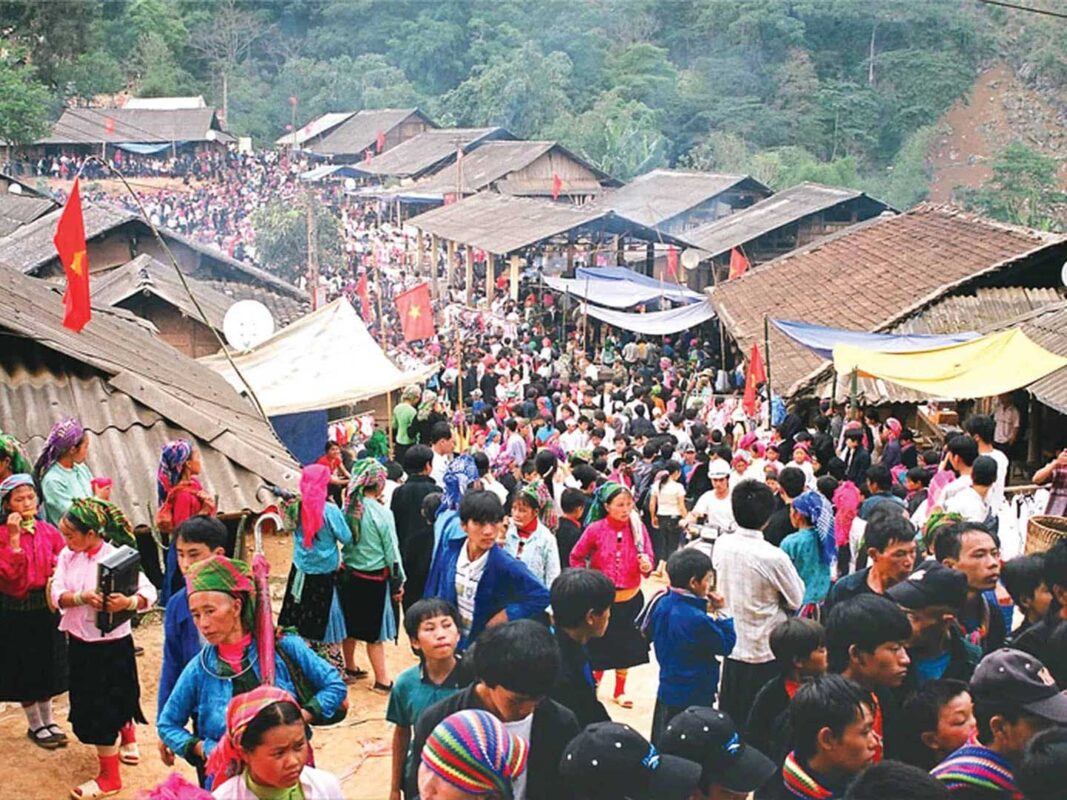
left=544, top=276, right=699, bottom=309
left=199, top=298, right=437, bottom=415
left=580, top=300, right=717, bottom=335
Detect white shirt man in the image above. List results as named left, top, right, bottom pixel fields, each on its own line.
left=993, top=395, right=1020, bottom=449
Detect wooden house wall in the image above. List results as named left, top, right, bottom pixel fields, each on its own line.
left=502, top=151, right=604, bottom=195
left=120, top=295, right=220, bottom=358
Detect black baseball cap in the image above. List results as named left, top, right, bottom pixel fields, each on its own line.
left=559, top=721, right=702, bottom=800
left=887, top=562, right=968, bottom=611
left=659, top=707, right=777, bottom=794
left=970, top=648, right=1067, bottom=723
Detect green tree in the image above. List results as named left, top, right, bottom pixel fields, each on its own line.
left=551, top=91, right=666, bottom=181
left=960, top=141, right=1065, bottom=230
left=128, top=32, right=193, bottom=97
left=0, top=45, right=52, bottom=146
left=54, top=49, right=125, bottom=105
left=251, top=198, right=344, bottom=284
left=863, top=125, right=936, bottom=210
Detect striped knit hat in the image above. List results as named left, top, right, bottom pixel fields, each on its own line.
left=421, top=710, right=529, bottom=798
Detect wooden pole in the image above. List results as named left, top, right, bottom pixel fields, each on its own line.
left=374, top=250, right=394, bottom=459
left=464, top=246, right=474, bottom=306
left=447, top=239, right=456, bottom=301
left=416, top=229, right=425, bottom=279
left=509, top=254, right=520, bottom=302
left=764, top=315, right=772, bottom=420
left=430, top=234, right=440, bottom=300
left=306, top=187, right=319, bottom=309
left=486, top=254, right=495, bottom=303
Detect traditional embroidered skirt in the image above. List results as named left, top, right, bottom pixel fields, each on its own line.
left=278, top=566, right=345, bottom=644
left=586, top=591, right=649, bottom=671
left=0, top=589, right=69, bottom=702
left=338, top=566, right=397, bottom=644
left=68, top=635, right=146, bottom=745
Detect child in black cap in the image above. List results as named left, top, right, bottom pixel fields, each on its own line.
left=558, top=721, right=702, bottom=800
left=659, top=706, right=777, bottom=799
left=886, top=562, right=981, bottom=690
left=931, top=648, right=1067, bottom=798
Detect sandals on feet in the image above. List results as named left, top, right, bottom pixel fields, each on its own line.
left=612, top=694, right=634, bottom=709
left=46, top=724, right=69, bottom=746
left=119, top=741, right=140, bottom=765
left=27, top=726, right=61, bottom=750
left=70, top=779, right=119, bottom=799
left=372, top=681, right=394, bottom=694
left=343, top=667, right=368, bottom=684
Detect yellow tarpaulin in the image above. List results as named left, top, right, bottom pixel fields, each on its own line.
left=832, top=329, right=1067, bottom=399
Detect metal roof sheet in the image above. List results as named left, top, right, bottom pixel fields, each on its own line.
left=275, top=112, right=357, bottom=147
left=360, top=127, right=511, bottom=179
left=312, top=109, right=433, bottom=156
left=39, top=107, right=226, bottom=145
left=598, top=170, right=769, bottom=228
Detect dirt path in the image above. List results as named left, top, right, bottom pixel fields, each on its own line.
left=0, top=529, right=663, bottom=799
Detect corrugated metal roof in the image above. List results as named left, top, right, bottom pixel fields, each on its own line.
left=598, top=170, right=770, bottom=228
left=92, top=254, right=236, bottom=332
left=708, top=204, right=1067, bottom=399
left=198, top=278, right=308, bottom=328
left=125, top=96, right=206, bottom=110
left=0, top=265, right=298, bottom=526
left=313, top=109, right=432, bottom=156
left=275, top=112, right=357, bottom=147
left=360, top=127, right=511, bottom=179
left=0, top=193, right=57, bottom=237
left=687, top=182, right=881, bottom=257
left=39, top=107, right=227, bottom=145
left=410, top=191, right=694, bottom=255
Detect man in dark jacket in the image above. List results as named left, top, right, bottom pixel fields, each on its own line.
left=406, top=620, right=580, bottom=800
left=548, top=568, right=613, bottom=728
left=843, top=428, right=871, bottom=487
left=390, top=444, right=440, bottom=612
left=1014, top=540, right=1067, bottom=688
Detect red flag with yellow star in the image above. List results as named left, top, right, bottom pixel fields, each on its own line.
left=395, top=282, right=434, bottom=342
left=54, top=178, right=91, bottom=332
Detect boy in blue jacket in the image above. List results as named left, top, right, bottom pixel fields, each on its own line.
left=156, top=515, right=226, bottom=768
left=641, top=547, right=736, bottom=746
left=423, top=490, right=550, bottom=650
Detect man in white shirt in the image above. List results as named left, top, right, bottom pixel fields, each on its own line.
left=559, top=417, right=587, bottom=454
left=712, top=478, right=805, bottom=726
left=937, top=433, right=978, bottom=509
left=993, top=393, right=1020, bottom=455
left=964, top=414, right=1008, bottom=516
left=945, top=454, right=997, bottom=526
left=429, top=422, right=455, bottom=488
left=689, top=461, right=736, bottom=533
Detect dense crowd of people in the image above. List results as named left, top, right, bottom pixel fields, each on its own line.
left=3, top=312, right=1067, bottom=800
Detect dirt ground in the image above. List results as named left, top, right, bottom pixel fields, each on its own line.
left=0, top=527, right=663, bottom=799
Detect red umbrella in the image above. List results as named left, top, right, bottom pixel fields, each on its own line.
left=252, top=510, right=283, bottom=685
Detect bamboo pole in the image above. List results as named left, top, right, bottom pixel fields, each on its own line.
left=430, top=234, right=440, bottom=299
left=446, top=239, right=456, bottom=300
left=465, top=246, right=474, bottom=306
left=509, top=254, right=521, bottom=302
left=374, top=249, right=394, bottom=459
left=764, top=315, right=773, bottom=424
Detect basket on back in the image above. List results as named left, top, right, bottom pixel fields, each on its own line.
left=1025, top=515, right=1067, bottom=555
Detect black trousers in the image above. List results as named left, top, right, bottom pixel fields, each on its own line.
left=719, top=658, right=780, bottom=729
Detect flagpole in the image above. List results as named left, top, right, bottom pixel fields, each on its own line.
left=764, top=315, right=773, bottom=428
left=374, top=248, right=395, bottom=459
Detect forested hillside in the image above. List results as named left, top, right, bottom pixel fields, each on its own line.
left=2, top=0, right=1064, bottom=211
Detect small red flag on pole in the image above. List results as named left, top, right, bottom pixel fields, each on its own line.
left=356, top=271, right=371, bottom=321
left=551, top=173, right=563, bottom=200
left=54, top=178, right=92, bottom=332
left=395, top=282, right=435, bottom=342
left=364, top=148, right=373, bottom=164
left=666, top=245, right=679, bottom=281
left=104, top=117, right=116, bottom=136
left=376, top=130, right=386, bottom=154
left=742, top=342, right=767, bottom=417
left=728, top=247, right=750, bottom=280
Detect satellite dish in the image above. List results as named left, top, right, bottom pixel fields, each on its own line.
left=8, top=183, right=23, bottom=195
left=343, top=177, right=357, bottom=192
left=223, top=300, right=275, bottom=351
left=681, top=248, right=703, bottom=271
left=1061, top=260, right=1067, bottom=287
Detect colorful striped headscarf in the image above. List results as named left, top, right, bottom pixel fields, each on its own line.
left=490, top=452, right=515, bottom=480
left=185, top=555, right=257, bottom=633
left=157, top=439, right=194, bottom=504
left=921, top=510, right=964, bottom=555
left=0, top=430, right=31, bottom=476
left=297, top=464, right=329, bottom=549
left=401, top=384, right=422, bottom=404
left=421, top=709, right=528, bottom=799
left=884, top=417, right=902, bottom=440
left=791, top=491, right=837, bottom=564
left=584, top=481, right=629, bottom=526
left=65, top=497, right=136, bottom=549
left=33, top=417, right=85, bottom=490
left=205, top=686, right=303, bottom=789
left=345, top=458, right=387, bottom=527
left=442, top=455, right=480, bottom=512
left=0, top=473, right=34, bottom=506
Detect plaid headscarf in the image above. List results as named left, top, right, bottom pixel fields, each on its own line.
left=0, top=429, right=31, bottom=476
left=584, top=481, right=629, bottom=526
left=33, top=417, right=85, bottom=491
left=519, top=479, right=559, bottom=531
left=345, top=459, right=387, bottom=528
left=65, top=497, right=136, bottom=549
left=442, top=455, right=480, bottom=512
left=205, top=686, right=302, bottom=789
left=791, top=491, right=837, bottom=564
left=422, top=710, right=528, bottom=799
left=157, top=439, right=194, bottom=504
left=185, top=555, right=257, bottom=633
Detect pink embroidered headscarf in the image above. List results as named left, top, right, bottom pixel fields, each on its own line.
left=299, top=464, right=331, bottom=548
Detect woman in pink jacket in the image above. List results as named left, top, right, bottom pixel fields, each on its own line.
left=568, top=481, right=653, bottom=708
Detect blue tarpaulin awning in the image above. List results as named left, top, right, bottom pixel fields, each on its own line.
left=575, top=266, right=704, bottom=303
left=581, top=300, right=717, bottom=335
left=771, top=318, right=981, bottom=361
left=115, top=142, right=185, bottom=154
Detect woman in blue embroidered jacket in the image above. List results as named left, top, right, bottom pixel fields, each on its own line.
left=157, top=555, right=346, bottom=788
left=424, top=490, right=549, bottom=651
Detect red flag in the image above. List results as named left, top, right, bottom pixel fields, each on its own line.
left=666, top=245, right=679, bottom=281
left=356, top=271, right=371, bottom=321
left=104, top=117, right=116, bottom=135
left=364, top=148, right=373, bottom=164
left=551, top=173, right=563, bottom=200
left=395, top=282, right=435, bottom=342
left=728, top=247, right=750, bottom=280
left=742, top=342, right=767, bottom=417
left=376, top=130, right=386, bottom=154
left=54, top=179, right=91, bottom=332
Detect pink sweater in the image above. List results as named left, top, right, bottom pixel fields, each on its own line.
left=569, top=516, right=653, bottom=590
left=0, top=520, right=65, bottom=599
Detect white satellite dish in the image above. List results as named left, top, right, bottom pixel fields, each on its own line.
left=1061, top=260, right=1067, bottom=287
left=681, top=248, right=703, bottom=271
left=8, top=183, right=23, bottom=195
left=343, top=177, right=357, bottom=192
left=223, top=300, right=275, bottom=351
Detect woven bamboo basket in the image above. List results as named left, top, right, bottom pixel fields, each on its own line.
left=1025, top=515, right=1067, bottom=555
